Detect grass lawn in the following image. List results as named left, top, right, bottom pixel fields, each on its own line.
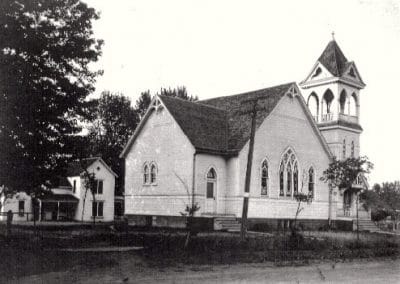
left=0, top=225, right=399, bottom=281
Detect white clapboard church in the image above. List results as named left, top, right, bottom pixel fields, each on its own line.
left=120, top=39, right=371, bottom=230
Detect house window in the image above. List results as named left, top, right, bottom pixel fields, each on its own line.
left=150, top=163, right=157, bottom=184
left=308, top=167, right=315, bottom=198
left=92, top=201, right=104, bottom=217
left=279, top=148, right=299, bottom=198
left=94, top=180, right=103, bottom=194
left=143, top=164, right=149, bottom=184
left=206, top=168, right=216, bottom=198
left=73, top=180, right=76, bottom=193
left=342, top=139, right=346, bottom=159
left=18, top=200, right=24, bottom=217
left=261, top=159, right=268, bottom=196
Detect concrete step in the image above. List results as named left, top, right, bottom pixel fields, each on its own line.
left=214, top=217, right=241, bottom=231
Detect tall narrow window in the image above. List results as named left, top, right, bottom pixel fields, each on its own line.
left=293, top=162, right=299, bottom=195
left=279, top=162, right=284, bottom=196
left=206, top=168, right=216, bottom=199
left=351, top=141, right=355, bottom=158
left=308, top=167, right=315, bottom=198
left=95, top=180, right=103, bottom=194
left=261, top=160, right=268, bottom=196
left=143, top=164, right=149, bottom=184
left=286, top=166, right=292, bottom=197
left=73, top=180, right=76, bottom=193
left=150, top=163, right=157, bottom=184
left=342, top=139, right=346, bottom=159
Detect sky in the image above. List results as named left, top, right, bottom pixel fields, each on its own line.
left=84, top=0, right=400, bottom=185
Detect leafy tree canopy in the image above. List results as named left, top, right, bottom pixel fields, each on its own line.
left=86, top=91, right=139, bottom=194
left=0, top=0, right=103, bottom=193
left=320, top=156, right=373, bottom=192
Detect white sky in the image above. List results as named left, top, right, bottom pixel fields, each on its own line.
left=85, top=0, right=400, bottom=186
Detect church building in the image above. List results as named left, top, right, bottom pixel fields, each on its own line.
left=120, top=39, right=369, bottom=230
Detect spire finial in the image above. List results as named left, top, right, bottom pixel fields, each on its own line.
left=331, top=31, right=335, bottom=41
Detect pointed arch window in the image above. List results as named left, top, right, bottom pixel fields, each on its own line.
left=143, top=164, right=149, bottom=184
left=307, top=92, right=319, bottom=121
left=150, top=163, right=157, bottom=184
left=339, top=90, right=347, bottom=114
left=351, top=141, right=355, bottom=158
left=261, top=160, right=269, bottom=196
left=279, top=148, right=299, bottom=198
left=279, top=163, right=284, bottom=197
left=342, top=139, right=346, bottom=159
left=308, top=167, right=315, bottom=198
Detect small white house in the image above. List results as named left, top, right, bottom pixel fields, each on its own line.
left=0, top=157, right=118, bottom=222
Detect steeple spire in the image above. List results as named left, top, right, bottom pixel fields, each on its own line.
left=331, top=31, right=335, bottom=41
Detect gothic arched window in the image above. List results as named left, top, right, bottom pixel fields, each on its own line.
left=342, top=139, right=346, bottom=159
left=307, top=92, right=319, bottom=121
left=261, top=159, right=269, bottom=196
left=308, top=167, right=315, bottom=198
left=279, top=148, right=299, bottom=198
left=150, top=163, right=157, bottom=184
left=350, top=93, right=358, bottom=116
left=351, top=141, right=355, bottom=158
left=339, top=90, right=347, bottom=114
left=143, top=164, right=149, bottom=184
left=322, top=89, right=334, bottom=114
left=206, top=168, right=217, bottom=199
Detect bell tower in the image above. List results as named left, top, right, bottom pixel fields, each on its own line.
left=299, top=38, right=365, bottom=160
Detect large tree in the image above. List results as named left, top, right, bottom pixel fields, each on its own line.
left=0, top=0, right=103, bottom=193
left=86, top=91, right=139, bottom=194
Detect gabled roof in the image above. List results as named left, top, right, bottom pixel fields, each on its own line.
left=318, top=40, right=348, bottom=77
left=200, top=82, right=295, bottom=152
left=159, top=96, right=229, bottom=153
left=66, top=157, right=118, bottom=177
left=120, top=82, right=333, bottom=158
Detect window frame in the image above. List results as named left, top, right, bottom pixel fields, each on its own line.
left=18, top=200, right=24, bottom=217
left=206, top=168, right=217, bottom=199
left=260, top=159, right=269, bottom=196
left=150, top=162, right=157, bottom=185
left=308, top=167, right=315, bottom=199
left=143, top=163, right=150, bottom=185
left=279, top=148, right=299, bottom=199
left=93, top=179, right=103, bottom=194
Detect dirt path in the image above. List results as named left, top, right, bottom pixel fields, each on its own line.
left=11, top=258, right=400, bottom=283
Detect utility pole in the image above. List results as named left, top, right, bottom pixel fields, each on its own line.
left=240, top=101, right=260, bottom=241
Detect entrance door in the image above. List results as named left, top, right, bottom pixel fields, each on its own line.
left=205, top=168, right=217, bottom=213
left=343, top=190, right=352, bottom=216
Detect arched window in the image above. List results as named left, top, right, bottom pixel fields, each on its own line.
left=206, top=168, right=217, bottom=199
left=279, top=148, right=299, bottom=198
left=339, top=90, right=347, bottom=114
left=150, top=163, right=157, bottom=184
left=342, top=139, right=346, bottom=159
left=293, top=162, right=299, bottom=195
left=261, top=160, right=269, bottom=196
left=279, top=163, right=284, bottom=197
left=308, top=167, right=315, bottom=198
left=349, top=93, right=357, bottom=116
left=307, top=92, right=319, bottom=121
left=143, top=164, right=149, bottom=184
left=351, top=141, right=355, bottom=158
left=322, top=89, right=334, bottom=114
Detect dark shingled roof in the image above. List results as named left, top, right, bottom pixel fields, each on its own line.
left=66, top=157, right=99, bottom=176
left=160, top=82, right=295, bottom=155
left=318, top=40, right=349, bottom=77
left=41, top=194, right=79, bottom=203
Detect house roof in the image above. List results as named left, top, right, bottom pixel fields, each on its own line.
left=66, top=157, right=118, bottom=177
left=159, top=82, right=297, bottom=155
left=40, top=194, right=79, bottom=203
left=318, top=40, right=349, bottom=77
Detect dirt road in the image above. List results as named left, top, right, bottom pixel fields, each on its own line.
left=13, top=258, right=400, bottom=283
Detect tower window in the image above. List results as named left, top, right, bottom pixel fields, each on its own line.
left=342, top=139, right=346, bottom=159
left=351, top=141, right=355, bottom=158
left=261, top=159, right=269, bottom=196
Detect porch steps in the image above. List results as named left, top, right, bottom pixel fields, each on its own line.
left=355, top=219, right=380, bottom=232
left=214, top=217, right=241, bottom=232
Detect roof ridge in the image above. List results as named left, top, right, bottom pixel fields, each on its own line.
left=159, top=95, right=227, bottom=112
left=200, top=82, right=295, bottom=103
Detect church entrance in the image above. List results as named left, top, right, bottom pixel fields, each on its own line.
left=205, top=168, right=217, bottom=213
left=343, top=190, right=352, bottom=216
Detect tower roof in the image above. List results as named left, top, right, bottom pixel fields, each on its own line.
left=318, top=40, right=349, bottom=77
